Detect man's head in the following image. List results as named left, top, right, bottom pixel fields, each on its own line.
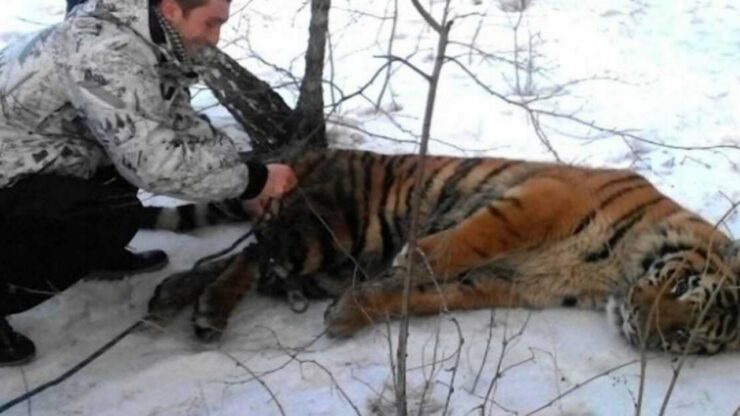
left=155, top=0, right=231, bottom=55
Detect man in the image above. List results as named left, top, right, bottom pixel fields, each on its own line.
left=0, top=0, right=296, bottom=366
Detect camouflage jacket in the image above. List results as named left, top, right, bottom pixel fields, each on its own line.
left=0, top=0, right=264, bottom=201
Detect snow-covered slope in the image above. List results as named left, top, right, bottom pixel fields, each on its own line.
left=2, top=1, right=738, bottom=415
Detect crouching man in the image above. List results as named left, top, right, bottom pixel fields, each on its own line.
left=0, top=0, right=295, bottom=365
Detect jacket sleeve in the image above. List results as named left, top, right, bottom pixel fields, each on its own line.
left=58, top=25, right=265, bottom=202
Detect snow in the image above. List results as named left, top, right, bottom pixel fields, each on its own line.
left=2, top=1, right=739, bottom=415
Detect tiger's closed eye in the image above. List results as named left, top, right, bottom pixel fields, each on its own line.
left=672, top=275, right=699, bottom=297
left=672, top=279, right=689, bottom=296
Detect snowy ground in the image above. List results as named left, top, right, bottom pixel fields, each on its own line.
left=2, top=1, right=739, bottom=415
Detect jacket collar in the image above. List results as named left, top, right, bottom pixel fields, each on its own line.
left=151, top=8, right=188, bottom=63
left=67, top=0, right=186, bottom=62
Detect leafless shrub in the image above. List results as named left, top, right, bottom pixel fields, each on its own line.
left=499, top=0, right=533, bottom=13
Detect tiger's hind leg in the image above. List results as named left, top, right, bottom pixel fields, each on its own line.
left=409, top=175, right=593, bottom=279
left=325, top=176, right=592, bottom=336
left=325, top=268, right=525, bottom=337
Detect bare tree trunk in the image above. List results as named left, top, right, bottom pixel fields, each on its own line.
left=294, top=0, right=331, bottom=149
left=200, top=0, right=331, bottom=154
left=200, top=47, right=297, bottom=155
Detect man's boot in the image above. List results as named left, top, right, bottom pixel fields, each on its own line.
left=0, top=317, right=36, bottom=367
left=88, top=249, right=169, bottom=280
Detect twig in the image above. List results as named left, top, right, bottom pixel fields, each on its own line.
left=471, top=310, right=496, bottom=393
left=21, top=367, right=31, bottom=416
left=477, top=313, right=531, bottom=415
left=442, top=317, right=464, bottom=416
left=220, top=351, right=286, bottom=416
left=417, top=318, right=443, bottom=416
left=658, top=202, right=740, bottom=415
left=525, top=359, right=642, bottom=416
left=446, top=57, right=740, bottom=153
left=395, top=1, right=454, bottom=413
left=375, top=0, right=400, bottom=110
left=296, top=359, right=362, bottom=416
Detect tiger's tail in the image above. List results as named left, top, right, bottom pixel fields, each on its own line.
left=140, top=200, right=251, bottom=232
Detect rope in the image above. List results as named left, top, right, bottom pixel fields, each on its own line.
left=0, top=320, right=144, bottom=414
left=0, top=220, right=264, bottom=414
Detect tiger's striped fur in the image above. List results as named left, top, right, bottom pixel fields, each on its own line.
left=148, top=149, right=740, bottom=354
left=140, top=199, right=250, bottom=232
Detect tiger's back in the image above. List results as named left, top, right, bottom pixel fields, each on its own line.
left=278, top=149, right=711, bottom=298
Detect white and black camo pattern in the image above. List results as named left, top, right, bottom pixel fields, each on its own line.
left=0, top=0, right=251, bottom=202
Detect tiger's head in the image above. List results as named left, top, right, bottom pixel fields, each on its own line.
left=609, top=240, right=740, bottom=354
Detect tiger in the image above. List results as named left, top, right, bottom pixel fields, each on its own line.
left=147, top=149, right=740, bottom=354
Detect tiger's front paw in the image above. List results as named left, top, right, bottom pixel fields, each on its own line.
left=324, top=291, right=374, bottom=338
left=192, top=290, right=229, bottom=342
left=147, top=272, right=200, bottom=324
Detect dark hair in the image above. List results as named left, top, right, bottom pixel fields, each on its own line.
left=151, top=0, right=231, bottom=14
left=66, top=0, right=88, bottom=13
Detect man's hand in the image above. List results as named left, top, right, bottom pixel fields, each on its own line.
left=243, top=164, right=297, bottom=218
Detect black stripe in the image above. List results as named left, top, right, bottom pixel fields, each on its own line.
left=285, top=229, right=308, bottom=274
left=389, top=158, right=408, bottom=225
left=434, top=158, right=483, bottom=206
left=224, top=198, right=249, bottom=220
left=339, top=186, right=359, bottom=257
left=420, top=158, right=458, bottom=197
left=394, top=217, right=407, bottom=244
left=561, top=296, right=578, bottom=307
left=599, top=183, right=651, bottom=210
left=312, top=216, right=337, bottom=271
left=486, top=205, right=521, bottom=240
left=471, top=160, right=522, bottom=194
left=206, top=202, right=222, bottom=224
left=139, top=206, right=162, bottom=229
left=573, top=211, right=596, bottom=235
left=428, top=159, right=499, bottom=228
left=350, top=152, right=375, bottom=257
left=178, top=204, right=196, bottom=231
left=295, top=154, right=326, bottom=179
left=584, top=196, right=665, bottom=262
left=349, top=152, right=369, bottom=256
left=640, top=243, right=695, bottom=271
left=372, top=155, right=398, bottom=258
left=595, top=173, right=643, bottom=192
left=339, top=153, right=359, bottom=252
left=302, top=150, right=343, bottom=181
left=379, top=213, right=396, bottom=262
left=403, top=158, right=422, bottom=223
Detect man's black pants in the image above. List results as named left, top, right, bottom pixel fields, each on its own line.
left=0, top=168, right=146, bottom=316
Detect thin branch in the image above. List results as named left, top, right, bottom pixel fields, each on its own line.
left=446, top=57, right=740, bottom=153
left=377, top=54, right=431, bottom=82
left=395, top=0, right=454, bottom=412
left=375, top=0, right=400, bottom=110
left=220, top=351, right=286, bottom=416
left=658, top=201, right=740, bottom=415
left=442, top=317, right=464, bottom=416
left=471, top=310, right=496, bottom=393
left=525, top=359, right=642, bottom=416
left=409, top=0, right=442, bottom=32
